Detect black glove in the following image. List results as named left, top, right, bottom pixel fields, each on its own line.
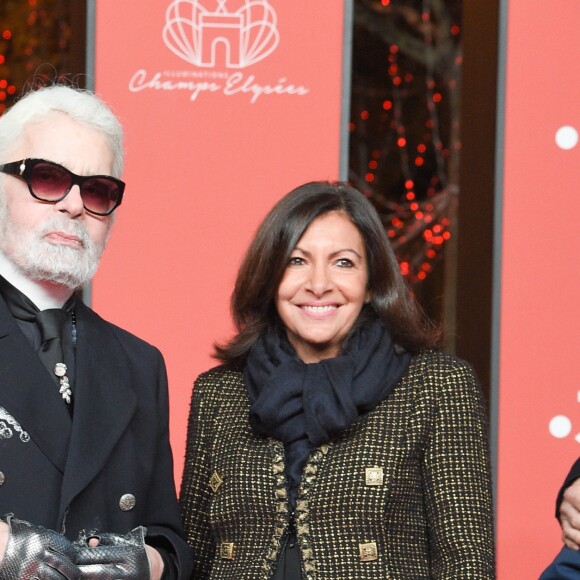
left=73, top=526, right=151, bottom=579
left=0, top=513, right=81, bottom=580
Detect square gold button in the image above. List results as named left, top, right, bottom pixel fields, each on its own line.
left=220, top=542, right=235, bottom=560
left=365, top=467, right=384, bottom=486
left=359, top=541, right=378, bottom=562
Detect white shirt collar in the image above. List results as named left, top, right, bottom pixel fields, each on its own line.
left=0, top=251, right=74, bottom=310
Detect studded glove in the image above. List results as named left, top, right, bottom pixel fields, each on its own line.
left=0, top=514, right=81, bottom=580
left=73, top=526, right=151, bottom=579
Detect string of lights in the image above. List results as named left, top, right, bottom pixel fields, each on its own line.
left=0, top=0, right=74, bottom=114
left=349, top=0, right=461, bottom=286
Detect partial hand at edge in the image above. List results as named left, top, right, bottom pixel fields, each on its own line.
left=0, top=522, right=8, bottom=563
left=561, top=478, right=580, bottom=550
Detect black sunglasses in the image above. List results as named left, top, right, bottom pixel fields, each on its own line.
left=0, top=158, right=125, bottom=216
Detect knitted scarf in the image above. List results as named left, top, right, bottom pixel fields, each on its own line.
left=245, top=319, right=411, bottom=507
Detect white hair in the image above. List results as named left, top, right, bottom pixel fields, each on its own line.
left=0, top=85, right=124, bottom=177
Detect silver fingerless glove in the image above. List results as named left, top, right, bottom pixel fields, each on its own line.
left=0, top=514, right=81, bottom=580
left=73, top=526, right=151, bottom=579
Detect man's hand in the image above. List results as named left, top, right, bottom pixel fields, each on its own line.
left=561, top=479, right=580, bottom=550
left=84, top=537, right=163, bottom=580
left=0, top=517, right=165, bottom=579
left=0, top=522, right=8, bottom=563
left=145, top=545, right=164, bottom=580
left=0, top=514, right=80, bottom=579
left=75, top=526, right=163, bottom=580
left=83, top=537, right=163, bottom=580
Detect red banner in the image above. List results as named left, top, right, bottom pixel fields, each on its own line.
left=496, top=0, right=580, bottom=576
left=92, top=0, right=349, bottom=481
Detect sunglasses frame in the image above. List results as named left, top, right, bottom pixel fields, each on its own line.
left=0, top=158, right=125, bottom=216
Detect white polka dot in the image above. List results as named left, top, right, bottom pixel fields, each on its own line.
left=555, top=126, right=578, bottom=150
left=550, top=415, right=572, bottom=438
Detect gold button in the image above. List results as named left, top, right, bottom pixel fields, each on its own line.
left=359, top=541, right=378, bottom=561
left=365, top=467, right=384, bottom=486
left=220, top=542, right=235, bottom=560
left=209, top=471, right=223, bottom=493
left=119, top=494, right=136, bottom=511
left=0, top=472, right=5, bottom=486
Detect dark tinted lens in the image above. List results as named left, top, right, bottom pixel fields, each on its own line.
left=30, top=162, right=71, bottom=200
left=81, top=178, right=120, bottom=215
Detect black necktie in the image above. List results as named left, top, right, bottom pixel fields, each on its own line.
left=0, top=276, right=76, bottom=407
left=35, top=309, right=73, bottom=404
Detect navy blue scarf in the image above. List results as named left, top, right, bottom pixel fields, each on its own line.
left=245, top=319, right=411, bottom=508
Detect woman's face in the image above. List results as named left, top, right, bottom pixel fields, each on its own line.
left=275, top=211, right=370, bottom=363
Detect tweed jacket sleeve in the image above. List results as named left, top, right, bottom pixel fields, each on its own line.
left=180, top=353, right=494, bottom=579
left=416, top=352, right=494, bottom=576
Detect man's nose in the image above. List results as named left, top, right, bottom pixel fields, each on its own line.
left=54, top=185, right=84, bottom=217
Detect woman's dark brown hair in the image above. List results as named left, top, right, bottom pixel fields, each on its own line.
left=215, top=181, right=441, bottom=366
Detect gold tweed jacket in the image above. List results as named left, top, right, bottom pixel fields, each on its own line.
left=180, top=350, right=495, bottom=579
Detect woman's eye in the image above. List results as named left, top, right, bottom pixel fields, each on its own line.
left=288, top=256, right=304, bottom=266
left=336, top=258, right=354, bottom=267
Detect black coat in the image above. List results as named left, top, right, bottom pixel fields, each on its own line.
left=0, top=297, right=194, bottom=578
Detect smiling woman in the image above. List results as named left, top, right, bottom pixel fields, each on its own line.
left=179, top=180, right=495, bottom=579
left=275, top=211, right=370, bottom=362
left=213, top=181, right=441, bottom=368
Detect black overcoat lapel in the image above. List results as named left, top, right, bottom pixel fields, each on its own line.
left=0, top=297, right=71, bottom=472
left=59, top=301, right=137, bottom=519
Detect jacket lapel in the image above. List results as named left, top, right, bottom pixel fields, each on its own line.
left=0, top=297, right=72, bottom=472
left=59, top=301, right=137, bottom=515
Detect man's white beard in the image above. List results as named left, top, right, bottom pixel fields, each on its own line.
left=0, top=197, right=109, bottom=290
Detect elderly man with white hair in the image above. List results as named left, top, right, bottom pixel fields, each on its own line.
left=0, top=85, right=194, bottom=580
